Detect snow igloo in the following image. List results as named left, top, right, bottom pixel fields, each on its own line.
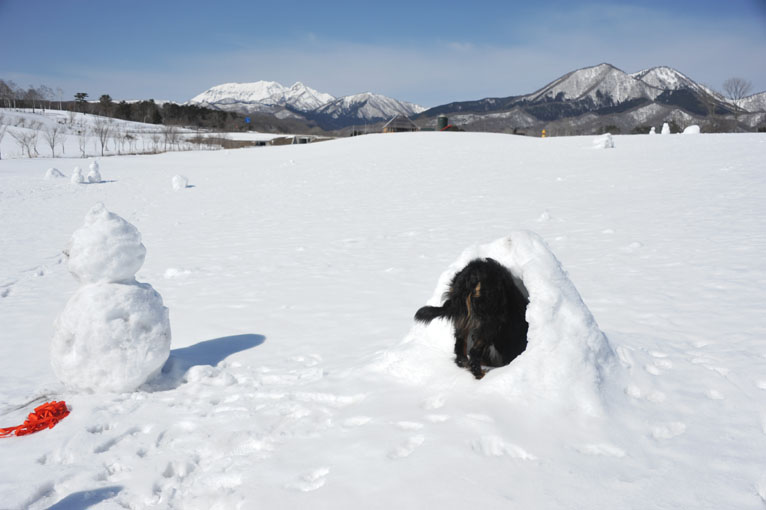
left=373, top=231, right=616, bottom=415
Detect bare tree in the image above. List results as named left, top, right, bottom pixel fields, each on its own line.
left=723, top=78, right=753, bottom=129
left=11, top=129, right=39, bottom=157
left=92, top=116, right=112, bottom=156
left=78, top=129, right=89, bottom=157
left=150, top=132, right=161, bottom=153
left=0, top=80, right=15, bottom=108
left=162, top=124, right=180, bottom=151
left=723, top=78, right=753, bottom=103
left=58, top=131, right=68, bottom=155
left=38, top=85, right=55, bottom=110
left=43, top=124, right=63, bottom=157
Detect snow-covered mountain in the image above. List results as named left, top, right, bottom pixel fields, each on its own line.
left=523, top=63, right=657, bottom=104
left=189, top=82, right=425, bottom=130
left=308, top=92, right=426, bottom=129
left=421, top=63, right=764, bottom=133
left=190, top=81, right=335, bottom=113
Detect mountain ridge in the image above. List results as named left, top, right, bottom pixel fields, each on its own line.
left=188, top=65, right=765, bottom=133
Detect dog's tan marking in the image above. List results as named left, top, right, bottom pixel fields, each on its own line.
left=473, top=282, right=481, bottom=297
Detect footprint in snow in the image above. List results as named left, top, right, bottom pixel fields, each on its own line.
left=625, top=385, right=666, bottom=403
left=287, top=467, right=330, bottom=492
left=706, top=389, right=724, bottom=400
left=650, top=422, right=686, bottom=440
left=421, top=394, right=446, bottom=410
left=471, top=436, right=536, bottom=460
left=0, top=281, right=14, bottom=298
left=394, top=421, right=424, bottom=431
left=342, top=416, right=372, bottom=427
left=575, top=443, right=626, bottom=458
left=93, top=427, right=142, bottom=454
left=388, top=435, right=425, bottom=459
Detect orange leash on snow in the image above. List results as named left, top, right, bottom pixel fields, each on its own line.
left=0, top=401, right=70, bottom=437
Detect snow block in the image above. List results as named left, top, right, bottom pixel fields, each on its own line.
left=682, top=125, right=701, bottom=135
left=51, top=282, right=171, bottom=393
left=374, top=232, right=616, bottom=416
left=172, top=175, right=189, bottom=191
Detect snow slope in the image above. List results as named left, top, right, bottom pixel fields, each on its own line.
left=1, top=132, right=765, bottom=509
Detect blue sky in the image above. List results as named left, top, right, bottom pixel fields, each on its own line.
left=1, top=0, right=764, bottom=106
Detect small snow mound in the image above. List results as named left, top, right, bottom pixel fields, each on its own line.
left=372, top=232, right=616, bottom=416
left=172, top=175, right=189, bottom=191
left=682, top=125, right=701, bottom=135
left=65, top=203, right=146, bottom=284
left=71, top=166, right=86, bottom=184
left=661, top=122, right=670, bottom=135
left=51, top=281, right=171, bottom=392
left=649, top=127, right=656, bottom=135
left=592, top=133, right=615, bottom=149
left=45, top=168, right=65, bottom=179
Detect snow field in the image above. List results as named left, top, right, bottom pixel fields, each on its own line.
left=0, top=131, right=765, bottom=508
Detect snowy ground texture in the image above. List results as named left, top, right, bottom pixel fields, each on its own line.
left=1, top=131, right=765, bottom=509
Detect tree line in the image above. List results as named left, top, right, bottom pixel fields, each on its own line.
left=0, top=79, right=247, bottom=131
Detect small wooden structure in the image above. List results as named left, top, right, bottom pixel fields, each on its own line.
left=382, top=115, right=418, bottom=133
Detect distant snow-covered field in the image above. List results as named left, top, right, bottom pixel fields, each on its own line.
left=1, top=130, right=765, bottom=509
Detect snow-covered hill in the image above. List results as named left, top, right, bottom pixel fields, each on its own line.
left=0, top=109, right=280, bottom=159
left=1, top=132, right=765, bottom=509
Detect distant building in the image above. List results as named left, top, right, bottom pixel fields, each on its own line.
left=382, top=115, right=418, bottom=133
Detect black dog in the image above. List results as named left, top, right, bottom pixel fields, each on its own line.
left=415, top=258, right=528, bottom=379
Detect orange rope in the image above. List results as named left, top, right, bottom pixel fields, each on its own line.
left=0, top=401, right=69, bottom=437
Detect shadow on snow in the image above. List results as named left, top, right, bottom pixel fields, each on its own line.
left=47, top=486, right=122, bottom=510
left=147, top=333, right=266, bottom=391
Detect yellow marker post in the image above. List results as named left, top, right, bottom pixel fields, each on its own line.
left=541, top=129, right=547, bottom=138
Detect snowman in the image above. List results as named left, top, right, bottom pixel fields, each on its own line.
left=88, top=159, right=102, bottom=183
left=51, top=203, right=171, bottom=392
left=71, top=166, right=85, bottom=184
